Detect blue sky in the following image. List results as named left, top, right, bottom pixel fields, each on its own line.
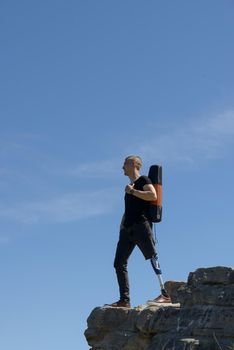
left=1, top=1, right=234, bottom=349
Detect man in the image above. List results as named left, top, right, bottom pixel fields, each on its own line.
left=107, top=155, right=171, bottom=308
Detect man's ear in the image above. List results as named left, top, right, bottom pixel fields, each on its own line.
left=134, top=162, right=140, bottom=170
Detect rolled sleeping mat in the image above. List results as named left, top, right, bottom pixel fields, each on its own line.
left=147, top=165, right=162, bottom=223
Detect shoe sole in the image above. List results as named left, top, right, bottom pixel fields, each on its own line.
left=147, top=301, right=172, bottom=306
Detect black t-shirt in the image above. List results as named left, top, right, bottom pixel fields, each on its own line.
left=123, top=175, right=152, bottom=227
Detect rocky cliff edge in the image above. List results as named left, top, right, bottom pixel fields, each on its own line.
left=85, top=266, right=234, bottom=350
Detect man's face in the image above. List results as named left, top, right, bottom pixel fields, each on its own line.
left=122, top=158, right=134, bottom=176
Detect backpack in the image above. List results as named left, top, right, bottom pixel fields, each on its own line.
left=147, top=165, right=162, bottom=223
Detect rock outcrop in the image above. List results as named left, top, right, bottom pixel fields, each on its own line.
left=85, top=266, right=234, bottom=349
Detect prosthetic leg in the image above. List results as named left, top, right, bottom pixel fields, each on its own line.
left=147, top=253, right=171, bottom=304
left=148, top=224, right=171, bottom=304
left=150, top=254, right=169, bottom=298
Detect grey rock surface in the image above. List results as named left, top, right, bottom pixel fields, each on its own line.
left=84, top=266, right=234, bottom=349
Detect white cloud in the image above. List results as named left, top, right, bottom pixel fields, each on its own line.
left=1, top=110, right=233, bottom=227
left=68, top=159, right=121, bottom=178
left=67, top=111, right=234, bottom=177
left=0, top=188, right=119, bottom=224
left=206, top=111, right=234, bottom=135
left=135, top=110, right=234, bottom=166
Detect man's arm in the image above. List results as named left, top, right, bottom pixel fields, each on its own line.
left=125, top=184, right=157, bottom=201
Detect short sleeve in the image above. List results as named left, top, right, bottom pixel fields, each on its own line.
left=135, top=176, right=152, bottom=190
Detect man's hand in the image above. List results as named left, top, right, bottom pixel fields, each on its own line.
left=125, top=184, right=135, bottom=194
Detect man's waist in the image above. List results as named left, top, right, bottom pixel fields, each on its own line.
left=123, top=214, right=149, bottom=226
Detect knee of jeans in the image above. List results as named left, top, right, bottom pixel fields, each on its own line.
left=114, top=260, right=127, bottom=271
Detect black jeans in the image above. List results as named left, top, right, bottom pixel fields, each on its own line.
left=113, top=220, right=156, bottom=303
